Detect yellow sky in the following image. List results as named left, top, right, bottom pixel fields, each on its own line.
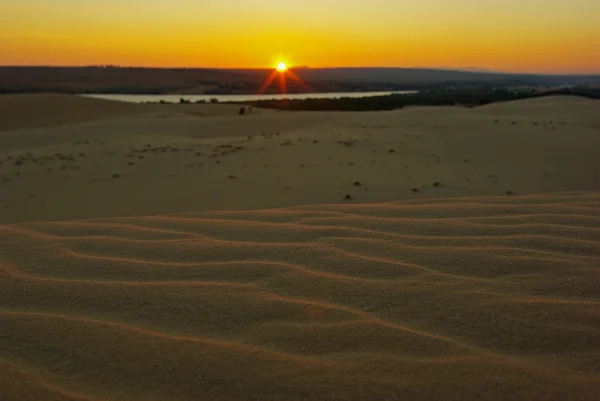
left=1, top=0, right=599, bottom=73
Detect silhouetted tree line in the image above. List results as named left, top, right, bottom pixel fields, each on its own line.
left=234, top=86, right=600, bottom=112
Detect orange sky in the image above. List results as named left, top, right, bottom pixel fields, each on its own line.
left=2, top=0, right=599, bottom=74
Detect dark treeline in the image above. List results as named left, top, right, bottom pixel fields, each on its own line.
left=2, top=66, right=599, bottom=95
left=233, top=86, right=600, bottom=112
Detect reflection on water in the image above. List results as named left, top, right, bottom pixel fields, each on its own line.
left=82, top=91, right=418, bottom=104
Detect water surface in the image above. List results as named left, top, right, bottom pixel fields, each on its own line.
left=83, top=91, right=418, bottom=104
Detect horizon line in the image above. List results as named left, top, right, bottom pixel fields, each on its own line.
left=1, top=65, right=600, bottom=77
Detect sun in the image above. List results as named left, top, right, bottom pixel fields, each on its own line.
left=258, top=58, right=313, bottom=95
left=276, top=62, right=287, bottom=72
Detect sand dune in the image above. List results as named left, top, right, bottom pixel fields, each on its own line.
left=1, top=94, right=599, bottom=224
left=1, top=94, right=600, bottom=400
left=0, top=94, right=270, bottom=131
left=1, top=191, right=600, bottom=400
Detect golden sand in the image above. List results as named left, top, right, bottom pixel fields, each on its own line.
left=1, top=94, right=599, bottom=400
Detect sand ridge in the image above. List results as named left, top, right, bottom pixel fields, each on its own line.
left=0, top=93, right=273, bottom=132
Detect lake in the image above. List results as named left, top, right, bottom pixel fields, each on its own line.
left=83, top=91, right=418, bottom=104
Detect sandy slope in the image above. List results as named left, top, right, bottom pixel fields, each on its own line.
left=1, top=94, right=600, bottom=400
left=0, top=94, right=270, bottom=131
left=1, top=192, right=600, bottom=400
left=1, top=95, right=599, bottom=224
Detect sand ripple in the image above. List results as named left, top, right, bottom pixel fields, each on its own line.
left=2, top=191, right=600, bottom=400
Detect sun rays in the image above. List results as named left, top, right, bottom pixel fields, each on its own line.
left=257, top=60, right=313, bottom=96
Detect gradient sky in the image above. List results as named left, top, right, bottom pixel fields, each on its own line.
left=1, top=0, right=599, bottom=73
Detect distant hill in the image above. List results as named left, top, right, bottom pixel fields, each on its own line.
left=286, top=67, right=600, bottom=85
left=0, top=66, right=598, bottom=95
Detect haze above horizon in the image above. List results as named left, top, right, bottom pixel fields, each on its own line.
left=2, top=0, right=599, bottom=74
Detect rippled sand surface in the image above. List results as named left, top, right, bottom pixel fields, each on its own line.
left=2, top=191, right=599, bottom=400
